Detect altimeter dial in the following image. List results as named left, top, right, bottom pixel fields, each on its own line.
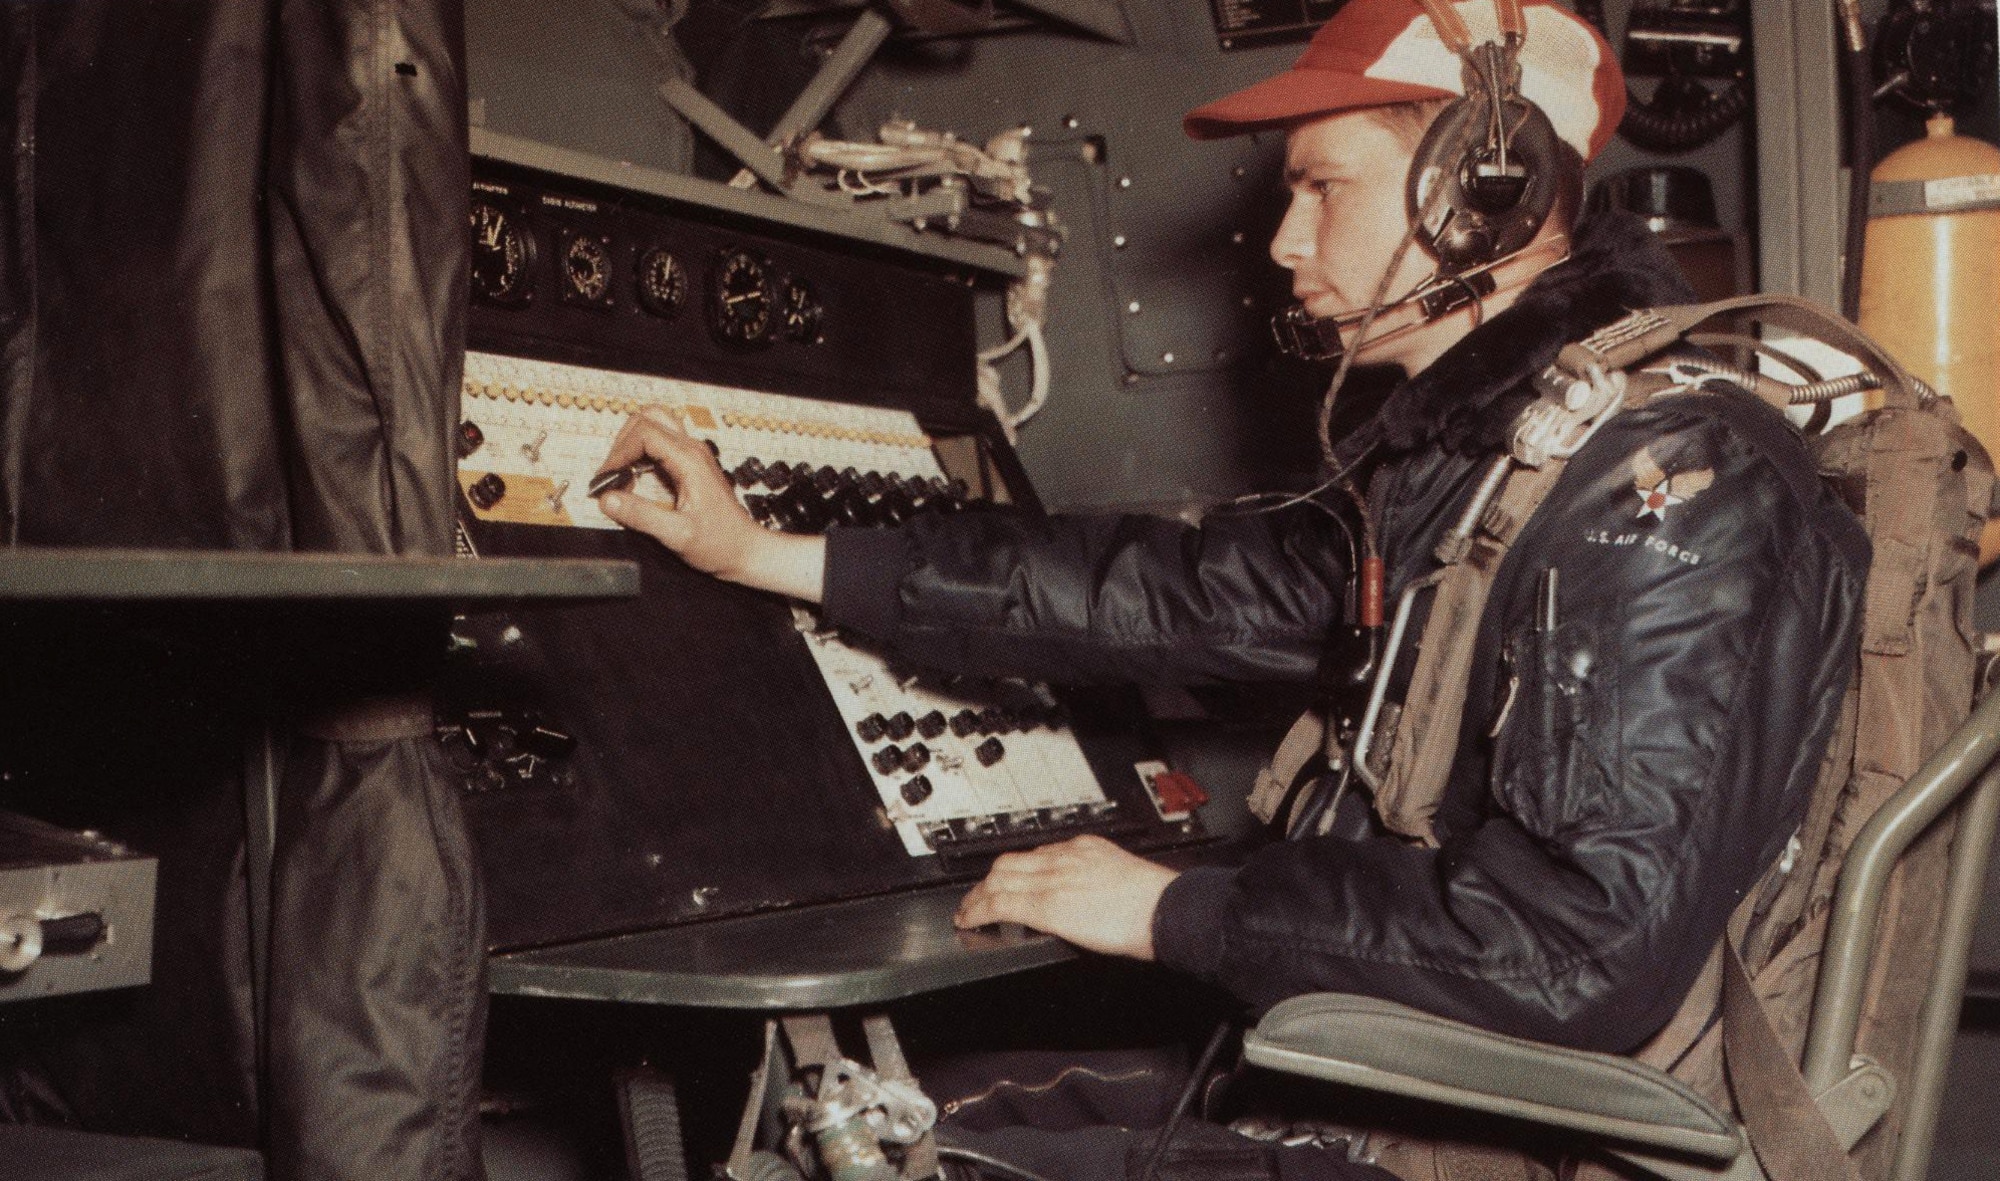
left=469, top=200, right=535, bottom=305
left=637, top=247, right=688, bottom=318
left=561, top=231, right=614, bottom=306
left=779, top=276, right=823, bottom=344
left=708, top=249, right=777, bottom=346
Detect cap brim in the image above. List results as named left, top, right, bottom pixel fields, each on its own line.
left=1183, top=70, right=1456, bottom=140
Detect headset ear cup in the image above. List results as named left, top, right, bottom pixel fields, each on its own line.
left=1406, top=94, right=1564, bottom=272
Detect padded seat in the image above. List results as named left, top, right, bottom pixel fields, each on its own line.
left=1243, top=993, right=1743, bottom=1163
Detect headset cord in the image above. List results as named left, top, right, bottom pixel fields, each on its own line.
left=1314, top=154, right=1464, bottom=473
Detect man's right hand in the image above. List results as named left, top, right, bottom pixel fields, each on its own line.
left=594, top=408, right=827, bottom=603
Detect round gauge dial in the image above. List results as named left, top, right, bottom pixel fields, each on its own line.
left=469, top=200, right=535, bottom=304
left=636, top=248, right=688, bottom=318
left=562, top=233, right=613, bottom=304
left=778, top=276, right=823, bottom=344
left=708, top=249, right=777, bottom=346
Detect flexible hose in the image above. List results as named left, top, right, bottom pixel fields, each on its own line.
left=1618, top=78, right=1752, bottom=154
left=1664, top=354, right=1940, bottom=406
left=1667, top=355, right=1874, bottom=404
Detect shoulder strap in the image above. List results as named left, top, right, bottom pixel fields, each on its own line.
left=1562, top=294, right=1924, bottom=413
left=1373, top=459, right=1566, bottom=842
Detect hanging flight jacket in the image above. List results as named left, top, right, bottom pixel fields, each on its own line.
left=1253, top=295, right=1992, bottom=1181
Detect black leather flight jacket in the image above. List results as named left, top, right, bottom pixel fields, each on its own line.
left=821, top=215, right=1870, bottom=1054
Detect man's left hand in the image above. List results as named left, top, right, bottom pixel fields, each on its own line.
left=954, top=835, right=1179, bottom=960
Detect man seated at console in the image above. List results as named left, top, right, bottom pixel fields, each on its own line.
left=595, top=0, right=1864, bottom=1173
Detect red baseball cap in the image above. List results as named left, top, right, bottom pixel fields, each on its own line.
left=1184, top=0, right=1626, bottom=162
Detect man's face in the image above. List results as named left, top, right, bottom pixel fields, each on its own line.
left=1270, top=111, right=1432, bottom=361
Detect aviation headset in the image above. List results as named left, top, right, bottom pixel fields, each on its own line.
left=1271, top=0, right=1568, bottom=363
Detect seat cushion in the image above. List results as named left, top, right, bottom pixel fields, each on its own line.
left=1244, top=993, right=1741, bottom=1162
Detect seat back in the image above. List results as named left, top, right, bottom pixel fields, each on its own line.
left=1602, top=358, right=1994, bottom=1181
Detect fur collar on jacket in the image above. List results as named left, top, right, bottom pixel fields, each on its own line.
left=1344, top=212, right=1698, bottom=461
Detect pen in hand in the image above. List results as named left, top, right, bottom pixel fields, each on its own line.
left=587, top=459, right=662, bottom=499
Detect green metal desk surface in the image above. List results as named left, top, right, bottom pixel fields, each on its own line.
left=0, top=547, right=637, bottom=603
left=488, top=885, right=1075, bottom=1010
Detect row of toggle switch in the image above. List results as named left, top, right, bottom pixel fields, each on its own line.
left=854, top=703, right=1065, bottom=746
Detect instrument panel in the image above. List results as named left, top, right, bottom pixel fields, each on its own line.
left=454, top=160, right=1205, bottom=952
left=470, top=181, right=839, bottom=363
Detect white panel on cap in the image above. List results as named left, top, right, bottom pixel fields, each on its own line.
left=1362, top=3, right=1602, bottom=158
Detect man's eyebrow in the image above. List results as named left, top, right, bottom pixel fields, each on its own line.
left=1283, top=162, right=1348, bottom=184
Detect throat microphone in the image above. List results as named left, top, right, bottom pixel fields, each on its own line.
left=1270, top=239, right=1566, bottom=364
left=1271, top=267, right=1501, bottom=364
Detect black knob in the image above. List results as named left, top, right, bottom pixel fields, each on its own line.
left=901, top=743, right=930, bottom=773
left=468, top=472, right=507, bottom=510
left=872, top=744, right=904, bottom=775
left=455, top=420, right=486, bottom=459
left=856, top=713, right=889, bottom=744
left=437, top=725, right=484, bottom=771
left=975, top=737, right=1006, bottom=766
left=1012, top=705, right=1043, bottom=732
left=835, top=491, right=877, bottom=528
left=743, top=494, right=772, bottom=523
left=765, top=461, right=794, bottom=491
left=949, top=709, right=980, bottom=737
left=885, top=711, right=916, bottom=741
left=814, top=465, right=841, bottom=494
left=860, top=471, right=887, bottom=497
left=733, top=458, right=765, bottom=487
left=978, top=707, right=1009, bottom=736
left=775, top=488, right=829, bottom=533
left=916, top=710, right=947, bottom=740
left=901, top=775, right=934, bottom=806
left=877, top=490, right=915, bottom=525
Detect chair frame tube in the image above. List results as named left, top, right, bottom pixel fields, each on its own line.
left=1802, top=688, right=2000, bottom=1097
left=1890, top=761, right=2000, bottom=1181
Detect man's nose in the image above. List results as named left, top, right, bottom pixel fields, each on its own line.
left=1269, top=193, right=1313, bottom=271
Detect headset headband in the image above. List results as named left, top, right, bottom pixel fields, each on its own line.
left=1413, top=0, right=1528, bottom=57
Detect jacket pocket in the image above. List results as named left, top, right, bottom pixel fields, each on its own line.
left=1492, top=619, right=1614, bottom=839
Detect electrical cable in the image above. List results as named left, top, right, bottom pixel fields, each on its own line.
left=1136, top=1021, right=1236, bottom=1181
left=1315, top=200, right=1444, bottom=472
left=1838, top=0, right=1875, bottom=320
left=936, top=1147, right=1058, bottom=1181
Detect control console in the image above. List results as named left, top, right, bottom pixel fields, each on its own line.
left=450, top=155, right=1204, bottom=952
left=454, top=352, right=1117, bottom=862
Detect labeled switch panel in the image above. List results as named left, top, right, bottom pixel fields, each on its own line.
left=457, top=349, right=1115, bottom=856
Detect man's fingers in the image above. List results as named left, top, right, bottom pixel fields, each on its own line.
left=600, top=488, right=692, bottom=548
left=593, top=410, right=718, bottom=490
left=955, top=881, right=1043, bottom=930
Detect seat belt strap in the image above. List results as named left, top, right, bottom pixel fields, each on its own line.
left=1721, top=941, right=1865, bottom=1181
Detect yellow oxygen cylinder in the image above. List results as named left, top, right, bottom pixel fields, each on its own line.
left=1857, top=114, right=2000, bottom=562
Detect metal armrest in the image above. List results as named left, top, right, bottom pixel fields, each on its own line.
left=1243, top=993, right=1743, bottom=1163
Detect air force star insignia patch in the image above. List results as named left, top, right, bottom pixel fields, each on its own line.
left=1633, top=446, right=1714, bottom=522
